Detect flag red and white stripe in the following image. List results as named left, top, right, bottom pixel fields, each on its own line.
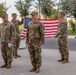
left=20, top=18, right=59, bottom=38
left=39, top=18, right=59, bottom=38
left=20, top=29, right=27, bottom=38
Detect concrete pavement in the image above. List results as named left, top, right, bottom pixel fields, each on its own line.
left=0, top=48, right=76, bottom=75
left=68, top=35, right=76, bottom=38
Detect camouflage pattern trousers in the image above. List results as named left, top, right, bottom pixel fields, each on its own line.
left=58, top=37, right=69, bottom=60
left=0, top=32, right=1, bottom=38
left=28, top=43, right=42, bottom=67
left=1, top=42, right=12, bottom=63
left=12, top=36, right=20, bottom=53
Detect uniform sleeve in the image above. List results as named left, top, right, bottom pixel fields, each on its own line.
left=59, top=20, right=67, bottom=35
left=26, top=25, right=29, bottom=43
left=0, top=24, right=2, bottom=32
left=10, top=24, right=16, bottom=40
left=39, top=22, right=45, bottom=44
left=56, top=19, right=67, bottom=36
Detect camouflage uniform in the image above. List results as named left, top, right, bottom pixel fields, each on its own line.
left=0, top=22, right=15, bottom=64
left=26, top=20, right=45, bottom=68
left=57, top=17, right=69, bottom=60
left=0, top=24, right=1, bottom=38
left=11, top=20, right=21, bottom=56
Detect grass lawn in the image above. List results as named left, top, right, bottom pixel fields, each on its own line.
left=67, top=26, right=76, bottom=35
left=67, top=30, right=76, bottom=35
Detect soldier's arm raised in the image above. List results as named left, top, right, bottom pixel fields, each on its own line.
left=18, top=18, right=24, bottom=25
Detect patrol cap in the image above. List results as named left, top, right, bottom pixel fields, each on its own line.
left=12, top=13, right=17, bottom=16
left=1, top=13, right=8, bottom=18
left=30, top=11, right=38, bottom=15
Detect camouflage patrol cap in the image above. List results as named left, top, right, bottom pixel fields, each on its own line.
left=30, top=11, right=38, bottom=15
left=1, top=13, right=8, bottom=18
left=12, top=13, right=17, bottom=16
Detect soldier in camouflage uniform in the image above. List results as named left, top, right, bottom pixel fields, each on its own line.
left=11, top=13, right=23, bottom=58
left=0, top=24, right=1, bottom=38
left=0, top=14, right=15, bottom=69
left=26, top=11, right=45, bottom=73
left=56, top=12, right=69, bottom=63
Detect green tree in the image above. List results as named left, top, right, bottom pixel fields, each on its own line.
left=69, top=19, right=76, bottom=32
left=57, top=0, right=76, bottom=32
left=15, top=0, right=34, bottom=17
left=51, top=8, right=58, bottom=18
left=58, top=0, right=76, bottom=19
left=34, top=0, right=57, bottom=18
left=0, top=3, right=7, bottom=17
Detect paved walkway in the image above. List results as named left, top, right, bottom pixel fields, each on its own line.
left=0, top=36, right=76, bottom=75
left=0, top=48, right=76, bottom=75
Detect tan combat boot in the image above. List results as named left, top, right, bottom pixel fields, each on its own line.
left=6, top=62, right=11, bottom=69
left=58, top=58, right=64, bottom=62
left=35, top=66, right=40, bottom=73
left=13, top=52, right=14, bottom=56
left=16, top=52, right=21, bottom=57
left=13, top=52, right=17, bottom=58
left=62, top=59, right=69, bottom=64
left=29, top=67, right=36, bottom=72
left=1, top=61, right=7, bottom=68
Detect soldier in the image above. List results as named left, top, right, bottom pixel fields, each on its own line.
left=0, top=13, right=15, bottom=69
left=11, top=13, right=23, bottom=58
left=26, top=11, right=45, bottom=73
left=56, top=11, right=69, bottom=63
left=0, top=24, right=1, bottom=38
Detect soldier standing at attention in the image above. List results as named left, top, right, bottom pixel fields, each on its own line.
left=11, top=13, right=23, bottom=58
left=56, top=12, right=69, bottom=63
left=0, top=14, right=15, bottom=69
left=26, top=11, right=45, bottom=73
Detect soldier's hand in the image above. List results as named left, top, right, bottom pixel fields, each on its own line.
left=10, top=40, right=14, bottom=44
left=39, top=42, right=42, bottom=47
left=10, top=41, right=13, bottom=44
left=55, top=34, right=58, bottom=38
left=18, top=34, right=20, bottom=36
left=26, top=42, right=28, bottom=45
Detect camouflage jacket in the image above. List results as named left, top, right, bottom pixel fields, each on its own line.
left=11, top=20, right=20, bottom=34
left=11, top=20, right=23, bottom=39
left=0, top=24, right=1, bottom=38
left=57, top=17, right=68, bottom=37
left=0, top=22, right=16, bottom=42
left=26, top=19, right=45, bottom=45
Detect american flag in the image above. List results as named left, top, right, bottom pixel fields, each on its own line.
left=20, top=17, right=59, bottom=38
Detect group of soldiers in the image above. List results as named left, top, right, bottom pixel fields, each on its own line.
left=26, top=11, right=69, bottom=73
left=0, top=13, right=23, bottom=69
left=0, top=11, right=69, bottom=73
